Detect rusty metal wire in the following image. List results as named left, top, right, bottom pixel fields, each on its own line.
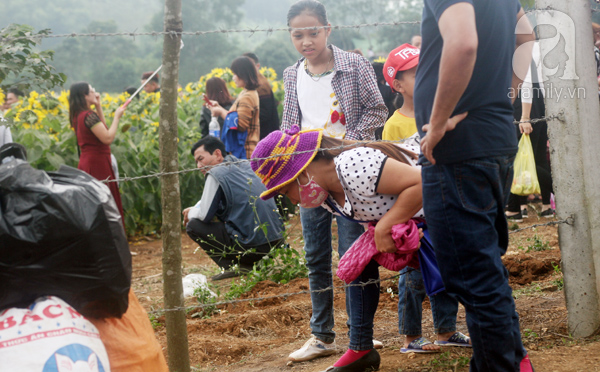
left=0, top=22, right=421, bottom=43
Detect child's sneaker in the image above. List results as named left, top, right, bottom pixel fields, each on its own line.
left=434, top=332, right=471, bottom=347
left=288, top=335, right=337, bottom=362
left=521, top=208, right=528, bottom=219
left=540, top=209, right=555, bottom=218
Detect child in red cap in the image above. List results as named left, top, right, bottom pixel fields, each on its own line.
left=382, top=43, right=420, bottom=143
left=383, top=43, right=471, bottom=354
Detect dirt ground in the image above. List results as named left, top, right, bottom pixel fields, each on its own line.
left=130, top=204, right=600, bottom=372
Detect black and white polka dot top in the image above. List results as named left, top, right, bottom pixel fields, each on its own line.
left=322, top=145, right=425, bottom=222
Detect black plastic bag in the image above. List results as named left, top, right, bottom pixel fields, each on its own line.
left=0, top=159, right=131, bottom=318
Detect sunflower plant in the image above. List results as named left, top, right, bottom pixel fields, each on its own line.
left=3, top=66, right=284, bottom=237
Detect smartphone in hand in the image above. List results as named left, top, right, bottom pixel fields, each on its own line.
left=203, top=94, right=213, bottom=107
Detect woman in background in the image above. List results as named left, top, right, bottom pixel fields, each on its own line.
left=69, top=82, right=125, bottom=221
left=209, top=57, right=260, bottom=159
left=199, top=77, right=234, bottom=138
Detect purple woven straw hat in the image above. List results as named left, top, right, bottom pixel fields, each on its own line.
left=251, top=125, right=323, bottom=200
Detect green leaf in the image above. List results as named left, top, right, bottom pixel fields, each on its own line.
left=46, top=152, right=65, bottom=170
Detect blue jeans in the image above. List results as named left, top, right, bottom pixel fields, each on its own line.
left=300, top=206, right=377, bottom=351
left=421, top=156, right=525, bottom=372
left=397, top=267, right=459, bottom=336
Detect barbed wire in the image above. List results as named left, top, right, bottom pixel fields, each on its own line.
left=2, top=6, right=595, bottom=44
left=0, top=114, right=561, bottom=182
left=513, top=113, right=562, bottom=126
left=100, top=137, right=417, bottom=184
left=146, top=216, right=570, bottom=315
left=508, top=216, right=572, bottom=234
left=0, top=7, right=595, bottom=44
left=0, top=21, right=422, bottom=43
left=0, top=6, right=591, bottom=44
left=147, top=273, right=403, bottom=315
left=97, top=114, right=560, bottom=185
left=1, top=111, right=560, bottom=130
left=143, top=216, right=569, bottom=315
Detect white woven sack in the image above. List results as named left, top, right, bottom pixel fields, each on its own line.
left=0, top=296, right=111, bottom=372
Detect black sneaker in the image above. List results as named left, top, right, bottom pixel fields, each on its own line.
left=211, top=264, right=253, bottom=281
left=506, top=212, right=523, bottom=223
left=540, top=209, right=555, bottom=218
left=211, top=270, right=241, bottom=281
left=521, top=208, right=528, bottom=219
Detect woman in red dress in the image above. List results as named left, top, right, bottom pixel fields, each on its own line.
left=69, top=82, right=126, bottom=224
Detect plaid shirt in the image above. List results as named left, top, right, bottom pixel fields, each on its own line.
left=281, top=45, right=387, bottom=140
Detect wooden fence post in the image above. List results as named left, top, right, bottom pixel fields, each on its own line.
left=159, top=0, right=190, bottom=370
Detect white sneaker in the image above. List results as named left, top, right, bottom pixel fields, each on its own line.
left=288, top=335, right=337, bottom=362
left=373, top=339, right=383, bottom=349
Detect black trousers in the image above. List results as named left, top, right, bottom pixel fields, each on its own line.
left=186, top=218, right=283, bottom=270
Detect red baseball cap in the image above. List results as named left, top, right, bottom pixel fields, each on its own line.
left=383, top=43, right=420, bottom=92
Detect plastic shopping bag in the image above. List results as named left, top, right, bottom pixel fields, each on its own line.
left=511, top=134, right=540, bottom=196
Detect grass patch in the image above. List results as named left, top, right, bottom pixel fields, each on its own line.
left=427, top=351, right=470, bottom=370
left=396, top=352, right=470, bottom=371
left=512, top=283, right=543, bottom=299
left=190, top=244, right=309, bottom=318
left=224, top=245, right=308, bottom=301
left=551, top=262, right=564, bottom=290
left=518, top=234, right=551, bottom=253
left=192, top=285, right=220, bottom=318
left=148, top=313, right=163, bottom=329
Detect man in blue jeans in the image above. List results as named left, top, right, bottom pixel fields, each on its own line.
left=414, top=0, right=535, bottom=371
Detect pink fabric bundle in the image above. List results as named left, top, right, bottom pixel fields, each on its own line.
left=336, top=219, right=421, bottom=284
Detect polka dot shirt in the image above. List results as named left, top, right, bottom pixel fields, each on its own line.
left=322, top=145, right=425, bottom=222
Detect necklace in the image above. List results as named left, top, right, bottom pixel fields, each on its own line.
left=305, top=54, right=334, bottom=81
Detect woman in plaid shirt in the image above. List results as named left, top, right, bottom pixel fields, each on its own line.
left=282, top=1, right=387, bottom=370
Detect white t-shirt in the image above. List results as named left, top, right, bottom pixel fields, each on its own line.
left=0, top=125, right=12, bottom=147
left=188, top=174, right=220, bottom=222
left=522, top=41, right=545, bottom=104
left=322, top=145, right=425, bottom=222
left=297, top=60, right=346, bottom=139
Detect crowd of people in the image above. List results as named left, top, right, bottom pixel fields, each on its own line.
left=7, top=0, right=595, bottom=370
left=248, top=1, right=537, bottom=371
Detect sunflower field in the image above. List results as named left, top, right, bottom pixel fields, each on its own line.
left=1, top=66, right=284, bottom=236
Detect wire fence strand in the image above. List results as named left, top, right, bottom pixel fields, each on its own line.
left=508, top=216, right=572, bottom=233
left=0, top=21, right=422, bottom=43
left=82, top=114, right=560, bottom=186
left=148, top=273, right=403, bottom=315
left=146, top=214, right=569, bottom=315
left=2, top=5, right=596, bottom=44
